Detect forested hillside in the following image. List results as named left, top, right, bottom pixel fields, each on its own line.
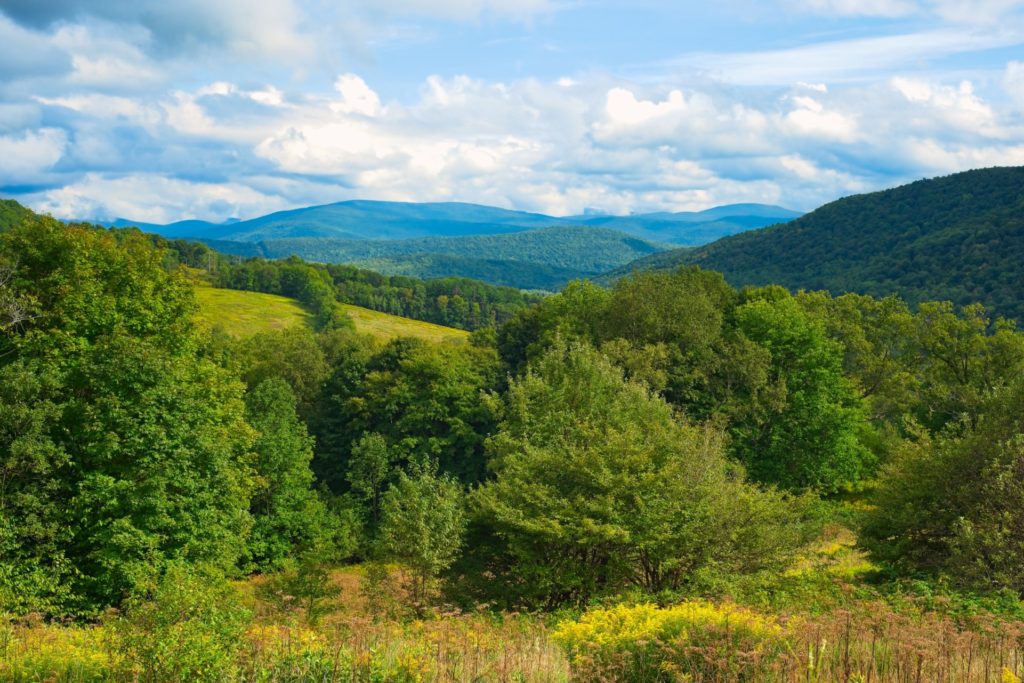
left=609, top=167, right=1024, bottom=321
left=200, top=225, right=669, bottom=290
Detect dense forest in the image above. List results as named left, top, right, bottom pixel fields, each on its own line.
left=610, top=166, right=1024, bottom=322
left=4, top=204, right=1024, bottom=681
left=200, top=225, right=669, bottom=290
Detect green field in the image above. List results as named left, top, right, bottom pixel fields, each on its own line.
left=194, top=283, right=468, bottom=343
left=338, top=302, right=469, bottom=343
left=194, top=284, right=314, bottom=337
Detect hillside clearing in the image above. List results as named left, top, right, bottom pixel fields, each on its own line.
left=338, top=302, right=469, bottom=343
left=193, top=283, right=468, bottom=343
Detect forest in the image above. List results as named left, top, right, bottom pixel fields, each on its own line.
left=4, top=207, right=1024, bottom=681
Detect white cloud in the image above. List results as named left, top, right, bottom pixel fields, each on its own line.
left=783, top=95, right=859, bottom=142
left=31, top=173, right=290, bottom=223
left=1005, top=61, right=1024, bottom=106
left=891, top=77, right=1000, bottom=136
left=331, top=74, right=383, bottom=116
left=671, top=29, right=1023, bottom=85
left=792, top=0, right=918, bottom=16
left=0, top=128, right=67, bottom=182
left=928, top=0, right=1024, bottom=24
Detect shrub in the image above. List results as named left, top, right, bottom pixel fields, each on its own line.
left=111, top=563, right=252, bottom=683
left=554, top=601, right=790, bottom=682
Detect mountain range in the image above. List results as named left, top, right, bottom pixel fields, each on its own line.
left=112, top=200, right=800, bottom=245
left=106, top=200, right=799, bottom=290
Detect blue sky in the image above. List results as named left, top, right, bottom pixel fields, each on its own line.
left=1, top=0, right=1023, bottom=222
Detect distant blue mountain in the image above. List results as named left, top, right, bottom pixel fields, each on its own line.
left=110, top=200, right=800, bottom=245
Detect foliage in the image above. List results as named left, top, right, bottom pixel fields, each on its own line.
left=235, top=325, right=330, bottom=408
left=112, top=563, right=252, bottom=683
left=472, top=341, right=812, bottom=608
left=346, top=432, right=394, bottom=526
left=554, top=601, right=791, bottom=682
left=312, top=337, right=501, bottom=488
left=256, top=550, right=342, bottom=625
left=377, top=466, right=467, bottom=612
left=0, top=216, right=255, bottom=614
left=861, top=378, right=1024, bottom=595
left=731, top=293, right=873, bottom=491
left=244, top=378, right=330, bottom=571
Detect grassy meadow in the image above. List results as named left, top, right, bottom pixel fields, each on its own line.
left=337, top=303, right=469, bottom=344
left=193, top=281, right=468, bottom=344
left=194, top=283, right=314, bottom=337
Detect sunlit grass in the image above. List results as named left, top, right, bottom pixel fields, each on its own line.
left=192, top=281, right=469, bottom=344
left=194, top=283, right=314, bottom=337
left=337, top=303, right=469, bottom=344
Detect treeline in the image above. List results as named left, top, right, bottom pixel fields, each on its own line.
left=212, top=255, right=544, bottom=331
left=4, top=209, right=1024, bottom=623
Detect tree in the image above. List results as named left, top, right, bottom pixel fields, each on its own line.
left=234, top=326, right=330, bottom=410
left=861, top=378, right=1024, bottom=594
left=376, top=465, right=466, bottom=612
left=472, top=341, right=811, bottom=608
left=313, top=338, right=501, bottom=488
left=0, top=216, right=256, bottom=613
left=731, top=294, right=873, bottom=492
left=346, top=432, right=393, bottom=526
left=912, top=301, right=1024, bottom=432
left=244, top=378, right=327, bottom=571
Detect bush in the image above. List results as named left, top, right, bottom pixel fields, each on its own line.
left=554, top=601, right=790, bottom=682
left=112, top=563, right=252, bottom=682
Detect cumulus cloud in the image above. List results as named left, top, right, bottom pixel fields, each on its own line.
left=0, top=128, right=67, bottom=184
left=2, top=1, right=1024, bottom=220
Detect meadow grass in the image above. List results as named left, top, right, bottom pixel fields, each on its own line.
left=192, top=281, right=469, bottom=344
left=194, top=284, right=314, bottom=337
left=337, top=303, right=469, bottom=344
left=5, top=560, right=1024, bottom=682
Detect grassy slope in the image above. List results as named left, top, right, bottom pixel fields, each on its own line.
left=193, top=284, right=314, bottom=337
left=338, top=302, right=468, bottom=344
left=194, top=282, right=468, bottom=343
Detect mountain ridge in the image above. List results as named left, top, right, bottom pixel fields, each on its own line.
left=605, top=166, right=1024, bottom=321
left=108, top=199, right=800, bottom=245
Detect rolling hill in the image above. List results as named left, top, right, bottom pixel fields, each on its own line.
left=197, top=225, right=673, bottom=290
left=605, top=167, right=1024, bottom=321
left=111, top=199, right=798, bottom=245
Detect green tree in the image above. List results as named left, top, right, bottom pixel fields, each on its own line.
left=376, top=465, right=466, bottom=612
left=731, top=294, right=872, bottom=491
left=346, top=432, right=394, bottom=526
left=862, top=378, right=1024, bottom=594
left=912, top=301, right=1024, bottom=432
left=472, top=342, right=811, bottom=608
left=313, top=338, right=501, bottom=487
left=244, top=378, right=328, bottom=571
left=235, top=326, right=330, bottom=410
left=0, top=216, right=256, bottom=613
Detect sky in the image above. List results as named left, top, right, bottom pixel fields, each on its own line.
left=1, top=0, right=1023, bottom=222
